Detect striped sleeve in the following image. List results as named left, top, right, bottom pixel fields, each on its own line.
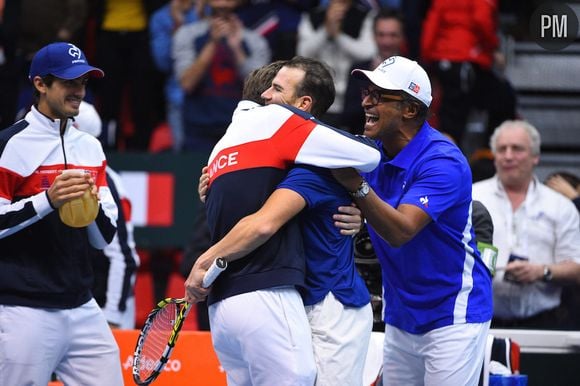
left=276, top=110, right=380, bottom=172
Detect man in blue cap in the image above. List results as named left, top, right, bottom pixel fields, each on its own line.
left=0, top=42, right=122, bottom=385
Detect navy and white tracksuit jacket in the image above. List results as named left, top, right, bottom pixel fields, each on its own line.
left=205, top=101, right=380, bottom=305
left=0, top=106, right=117, bottom=309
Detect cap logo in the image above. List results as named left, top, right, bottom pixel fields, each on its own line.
left=408, top=82, right=420, bottom=94
left=378, top=57, right=395, bottom=72
left=67, top=44, right=85, bottom=64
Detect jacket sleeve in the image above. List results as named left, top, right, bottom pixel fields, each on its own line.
left=472, top=0, right=499, bottom=53
left=277, top=109, right=381, bottom=172
left=0, top=133, right=54, bottom=238
left=296, top=13, right=328, bottom=57
left=173, top=23, right=199, bottom=79
left=149, top=6, right=173, bottom=73
left=420, top=0, right=441, bottom=62
left=335, top=13, right=376, bottom=61
left=0, top=191, right=53, bottom=239
left=239, top=30, right=271, bottom=78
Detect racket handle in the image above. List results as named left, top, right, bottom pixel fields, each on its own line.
left=202, top=257, right=228, bottom=288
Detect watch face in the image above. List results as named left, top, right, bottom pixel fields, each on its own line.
left=356, top=181, right=370, bottom=198
left=350, top=180, right=370, bottom=198
left=543, top=266, right=552, bottom=281
left=361, top=183, right=370, bottom=195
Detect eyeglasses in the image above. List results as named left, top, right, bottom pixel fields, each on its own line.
left=360, top=88, right=404, bottom=105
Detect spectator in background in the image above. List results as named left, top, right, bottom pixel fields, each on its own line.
left=469, top=147, right=496, bottom=183
left=11, top=0, right=88, bottom=121
left=398, top=0, right=428, bottom=61
left=173, top=0, right=270, bottom=153
left=16, top=0, right=88, bottom=63
left=545, top=171, right=580, bottom=329
left=362, top=0, right=428, bottom=61
left=75, top=101, right=141, bottom=329
left=236, top=0, right=315, bottom=61
left=342, top=8, right=404, bottom=134
left=473, top=120, right=580, bottom=330
left=93, top=0, right=164, bottom=151
left=297, top=0, right=375, bottom=128
left=421, top=0, right=516, bottom=150
left=150, top=0, right=200, bottom=152
left=545, top=171, right=580, bottom=213
left=0, top=0, right=20, bottom=128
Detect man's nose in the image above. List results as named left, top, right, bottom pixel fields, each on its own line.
left=261, top=88, right=271, bottom=99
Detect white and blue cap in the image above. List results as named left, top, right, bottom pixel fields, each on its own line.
left=352, top=56, right=432, bottom=107
left=29, top=42, right=104, bottom=81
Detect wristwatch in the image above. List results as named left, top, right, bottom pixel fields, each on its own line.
left=542, top=265, right=553, bottom=282
left=350, top=180, right=370, bottom=199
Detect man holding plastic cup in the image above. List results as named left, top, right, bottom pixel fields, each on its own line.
left=0, top=42, right=122, bottom=385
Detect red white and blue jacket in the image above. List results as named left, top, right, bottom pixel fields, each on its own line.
left=205, top=101, right=380, bottom=305
left=0, top=106, right=117, bottom=309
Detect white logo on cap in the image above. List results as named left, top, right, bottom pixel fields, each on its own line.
left=378, top=57, right=396, bottom=72
left=67, top=44, right=86, bottom=64
left=68, top=44, right=82, bottom=59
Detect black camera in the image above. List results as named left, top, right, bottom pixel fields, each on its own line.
left=354, top=224, right=377, bottom=263
left=353, top=223, right=384, bottom=331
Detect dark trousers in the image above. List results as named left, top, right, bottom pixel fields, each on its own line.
left=435, top=61, right=517, bottom=148
left=94, top=30, right=164, bottom=151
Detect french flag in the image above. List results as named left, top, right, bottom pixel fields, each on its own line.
left=119, top=172, right=174, bottom=227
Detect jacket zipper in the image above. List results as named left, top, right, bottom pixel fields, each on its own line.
left=61, top=125, right=68, bottom=168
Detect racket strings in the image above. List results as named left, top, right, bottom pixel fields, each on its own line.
left=137, top=303, right=179, bottom=379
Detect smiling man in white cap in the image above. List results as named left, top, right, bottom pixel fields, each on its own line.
left=332, top=56, right=493, bottom=385
left=0, top=42, right=122, bottom=385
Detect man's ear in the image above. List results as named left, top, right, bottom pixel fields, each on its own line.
left=402, top=102, right=419, bottom=120
left=32, top=76, right=47, bottom=94
left=297, top=95, right=313, bottom=113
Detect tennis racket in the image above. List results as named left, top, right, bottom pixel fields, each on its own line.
left=132, top=257, right=228, bottom=385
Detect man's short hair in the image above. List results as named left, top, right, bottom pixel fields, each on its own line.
left=489, top=120, right=541, bottom=156
left=32, top=74, right=56, bottom=102
left=284, top=56, right=335, bottom=117
left=374, top=7, right=405, bottom=31
left=242, top=60, right=287, bottom=104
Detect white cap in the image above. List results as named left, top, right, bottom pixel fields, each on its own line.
left=352, top=56, right=432, bottom=107
left=74, top=101, right=102, bottom=138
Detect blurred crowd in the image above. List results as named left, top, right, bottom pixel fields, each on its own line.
left=0, top=0, right=535, bottom=157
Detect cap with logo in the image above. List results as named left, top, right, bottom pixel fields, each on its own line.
left=29, top=42, right=104, bottom=81
left=352, top=56, right=432, bottom=107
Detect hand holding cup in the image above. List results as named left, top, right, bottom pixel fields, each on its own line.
left=49, top=169, right=99, bottom=227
